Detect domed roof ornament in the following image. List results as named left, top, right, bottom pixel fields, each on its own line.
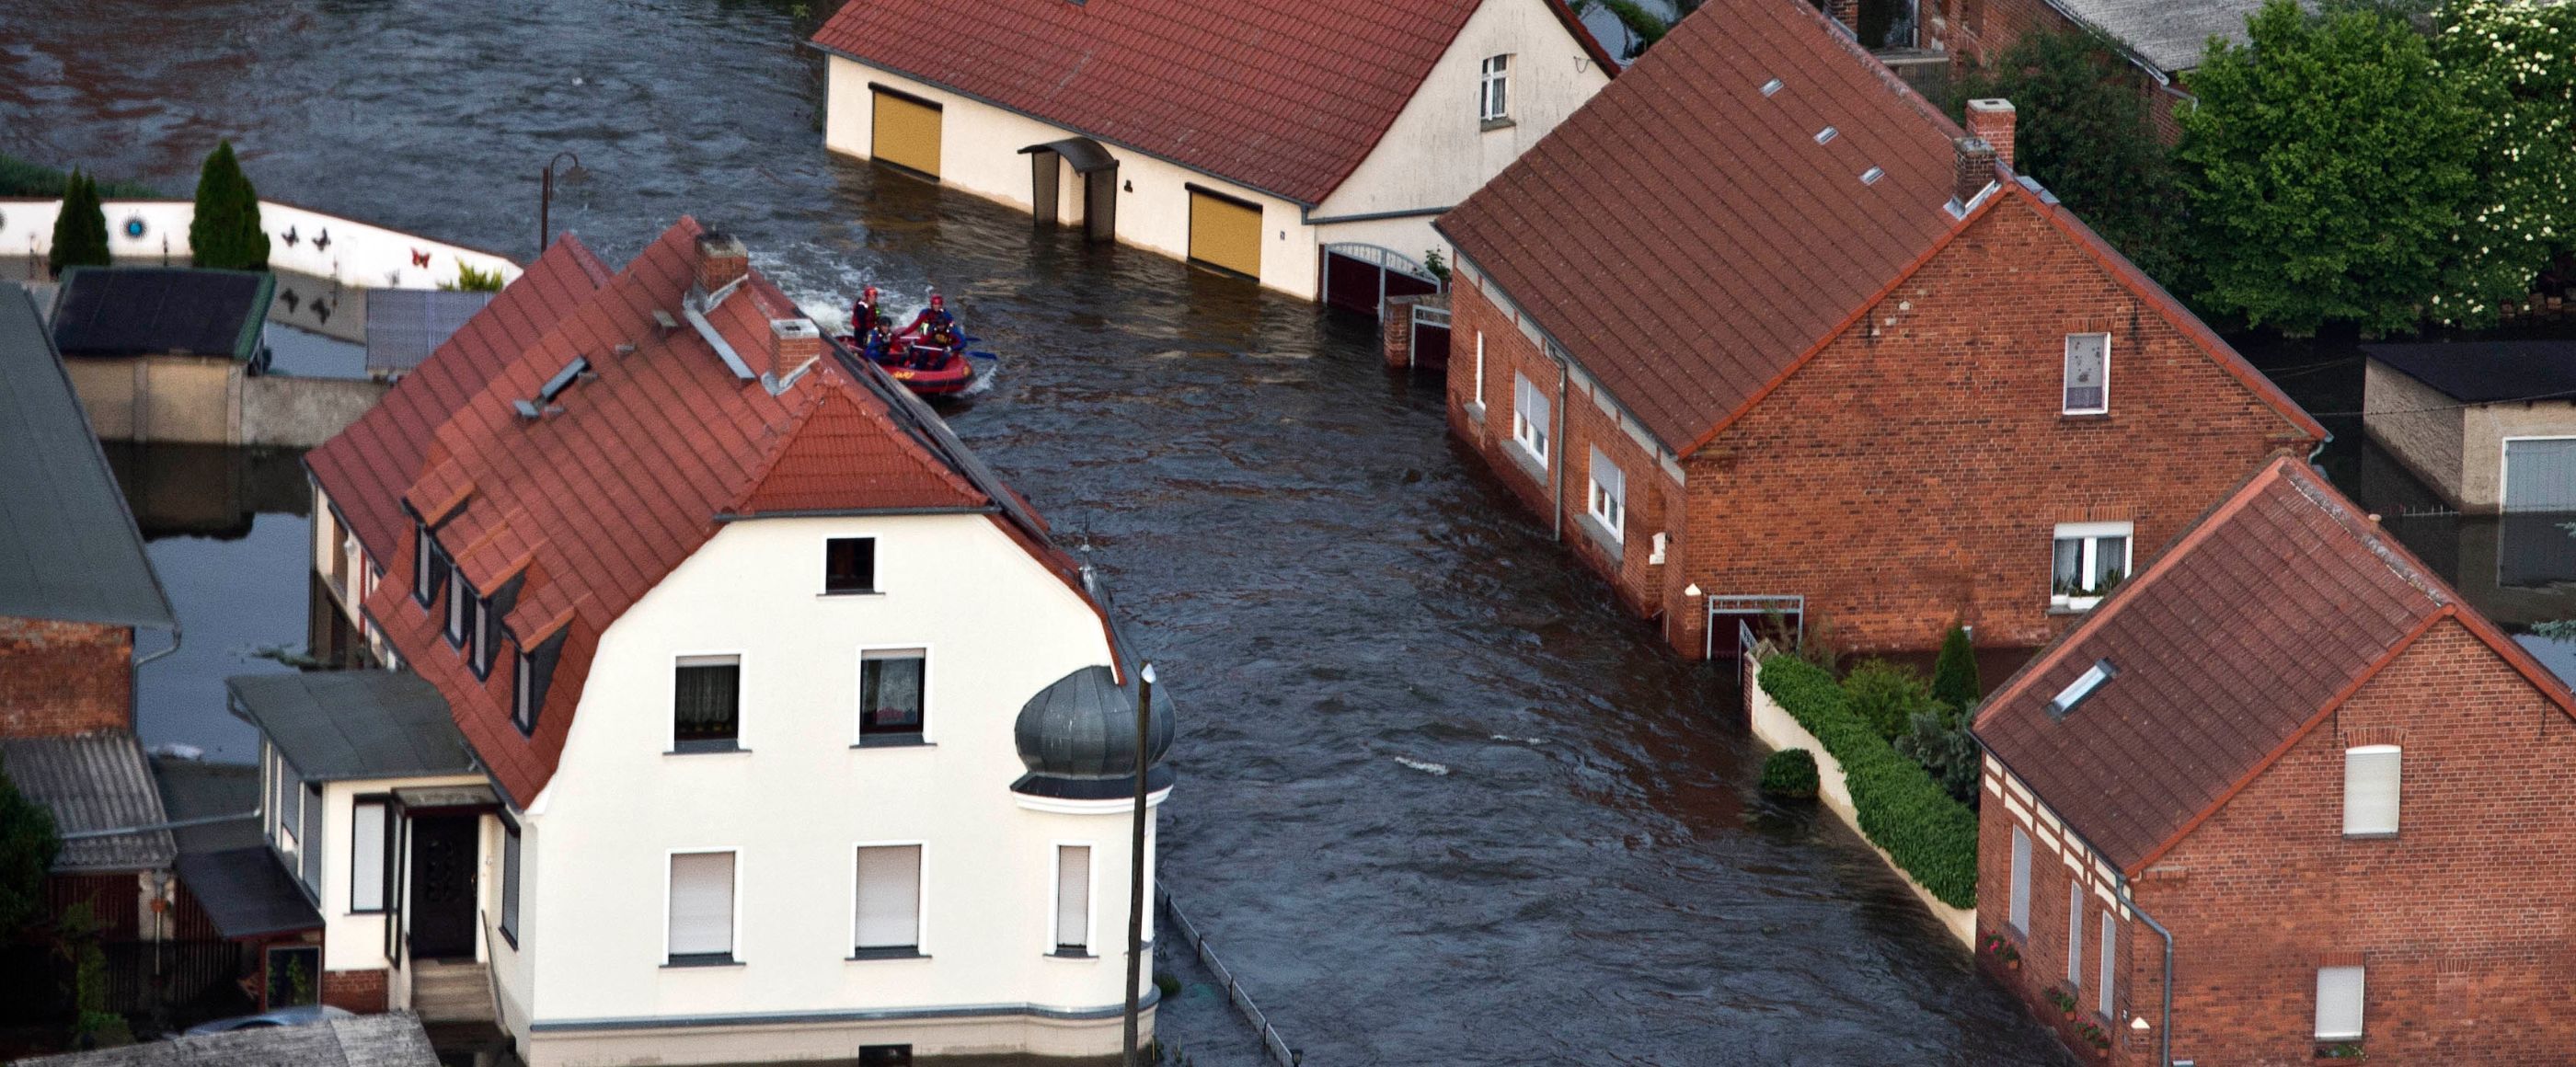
left=1012, top=662, right=1175, bottom=799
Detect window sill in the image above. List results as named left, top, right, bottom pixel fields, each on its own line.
left=2060, top=411, right=2110, bottom=423
left=667, top=742, right=750, bottom=755
left=819, top=590, right=885, bottom=599
left=854, top=734, right=930, bottom=749
left=662, top=956, right=742, bottom=969
left=1504, top=438, right=1549, bottom=482
left=848, top=947, right=928, bottom=961
left=1464, top=401, right=1485, bottom=424
left=1048, top=949, right=1098, bottom=959
left=2341, top=832, right=2398, bottom=841
left=1576, top=512, right=1625, bottom=562
left=2044, top=605, right=2101, bottom=616
left=1479, top=117, right=1516, bottom=132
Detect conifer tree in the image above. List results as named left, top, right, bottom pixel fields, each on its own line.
left=47, top=169, right=110, bottom=279
left=189, top=141, right=270, bottom=271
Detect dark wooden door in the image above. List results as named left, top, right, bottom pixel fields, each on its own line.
left=407, top=814, right=477, bottom=959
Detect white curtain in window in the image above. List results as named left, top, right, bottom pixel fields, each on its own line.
left=2317, top=966, right=2365, bottom=1039
left=667, top=852, right=734, bottom=958
left=2064, top=333, right=2109, bottom=412
left=856, top=845, right=922, bottom=950
left=1055, top=845, right=1091, bottom=952
left=351, top=803, right=386, bottom=912
left=2008, top=827, right=2031, bottom=933
left=2343, top=747, right=2401, bottom=835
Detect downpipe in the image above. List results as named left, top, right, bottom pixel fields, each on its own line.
left=1551, top=359, right=1568, bottom=542
left=2129, top=897, right=2178, bottom=1067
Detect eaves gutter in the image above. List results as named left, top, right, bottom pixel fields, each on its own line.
left=714, top=505, right=1000, bottom=522
left=1437, top=242, right=1685, bottom=462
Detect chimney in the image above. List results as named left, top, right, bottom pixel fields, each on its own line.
left=1966, top=98, right=2018, bottom=169
left=1952, top=136, right=1999, bottom=209
left=769, top=317, right=822, bottom=381
left=694, top=232, right=750, bottom=294
left=1827, top=0, right=1860, bottom=32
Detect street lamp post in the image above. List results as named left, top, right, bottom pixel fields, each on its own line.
left=1122, top=662, right=1156, bottom=1067
left=539, top=152, right=585, bottom=255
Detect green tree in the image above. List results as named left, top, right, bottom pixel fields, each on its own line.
left=1571, top=0, right=1703, bottom=56
left=2178, top=0, right=2490, bottom=334
left=0, top=762, right=62, bottom=935
left=1952, top=29, right=2191, bottom=288
left=2436, top=0, right=2576, bottom=325
left=189, top=141, right=270, bottom=271
left=47, top=170, right=110, bottom=279
left=1930, top=622, right=1981, bottom=719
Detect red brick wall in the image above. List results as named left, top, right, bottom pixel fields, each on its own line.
left=321, top=967, right=389, bottom=1014
left=1977, top=774, right=2157, bottom=1065
left=1930, top=0, right=2193, bottom=146
left=0, top=616, right=133, bottom=737
left=1681, top=195, right=2310, bottom=651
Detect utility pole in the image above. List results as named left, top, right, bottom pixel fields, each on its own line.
left=1122, top=662, right=1156, bottom=1067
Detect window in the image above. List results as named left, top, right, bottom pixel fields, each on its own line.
left=1586, top=447, right=1626, bottom=539
left=469, top=594, right=494, bottom=677
left=673, top=655, right=742, bottom=752
left=351, top=801, right=387, bottom=912
left=1054, top=845, right=1091, bottom=956
left=2052, top=522, right=2132, bottom=604
left=2007, top=826, right=2031, bottom=934
left=512, top=650, right=537, bottom=735
left=446, top=577, right=471, bottom=648
left=2316, top=965, right=2365, bottom=1040
left=1478, top=54, right=1511, bottom=122
left=2343, top=746, right=2401, bottom=836
left=2064, top=333, right=2110, bottom=414
left=2047, top=659, right=2117, bottom=717
left=858, top=649, right=927, bottom=743
left=500, top=823, right=522, bottom=945
left=826, top=537, right=878, bottom=594
left=299, top=784, right=322, bottom=892
left=412, top=524, right=445, bottom=607
left=270, top=748, right=295, bottom=851
left=1512, top=373, right=1550, bottom=466
left=2065, top=879, right=2084, bottom=985
left=666, top=851, right=736, bottom=964
left=855, top=844, right=923, bottom=958
left=1471, top=332, right=1486, bottom=409
left=2097, top=912, right=2115, bottom=1017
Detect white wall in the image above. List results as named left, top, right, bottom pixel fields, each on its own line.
left=515, top=512, right=1157, bottom=1050
left=313, top=774, right=495, bottom=973
left=0, top=198, right=521, bottom=290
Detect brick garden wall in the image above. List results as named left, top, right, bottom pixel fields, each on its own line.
left=0, top=616, right=133, bottom=737
left=321, top=967, right=390, bottom=1014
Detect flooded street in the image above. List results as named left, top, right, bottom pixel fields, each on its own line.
left=4, top=0, right=2074, bottom=1061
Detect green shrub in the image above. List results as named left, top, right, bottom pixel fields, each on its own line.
left=1893, top=708, right=1980, bottom=807
left=48, top=169, right=109, bottom=279
left=1760, top=654, right=1979, bottom=908
left=1841, top=659, right=1937, bottom=741
left=1759, top=749, right=1820, bottom=800
left=441, top=262, right=505, bottom=292
left=1931, top=623, right=1980, bottom=721
left=0, top=760, right=60, bottom=934
left=189, top=141, right=269, bottom=271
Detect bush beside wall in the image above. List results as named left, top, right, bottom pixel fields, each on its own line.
left=1759, top=653, right=1979, bottom=908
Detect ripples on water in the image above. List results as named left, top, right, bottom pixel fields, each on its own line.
left=2, top=0, right=2074, bottom=1061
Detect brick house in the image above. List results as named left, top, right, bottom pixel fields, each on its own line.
left=1431, top=0, right=2321, bottom=657
left=1920, top=0, right=2267, bottom=140
left=1972, top=454, right=2576, bottom=1065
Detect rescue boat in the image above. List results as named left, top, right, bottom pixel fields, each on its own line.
left=836, top=287, right=994, bottom=398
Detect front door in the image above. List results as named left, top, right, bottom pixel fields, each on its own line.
left=407, top=814, right=477, bottom=959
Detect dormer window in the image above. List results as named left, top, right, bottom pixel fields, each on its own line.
left=412, top=523, right=448, bottom=607
left=469, top=593, right=495, bottom=678
left=826, top=537, right=877, bottom=594
left=446, top=577, right=471, bottom=648
left=1479, top=55, right=1512, bottom=125
left=512, top=648, right=537, bottom=735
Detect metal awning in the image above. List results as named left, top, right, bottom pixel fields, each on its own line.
left=175, top=847, right=322, bottom=939
left=1018, top=137, right=1117, bottom=174
left=394, top=784, right=499, bottom=811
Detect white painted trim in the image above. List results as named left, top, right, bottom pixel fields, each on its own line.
left=819, top=530, right=882, bottom=594
left=1013, top=786, right=1175, bottom=816
left=853, top=643, right=935, bottom=746
left=1046, top=840, right=1098, bottom=957
left=669, top=649, right=750, bottom=751
left=2063, top=332, right=2111, bottom=415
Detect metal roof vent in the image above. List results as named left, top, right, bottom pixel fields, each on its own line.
left=512, top=399, right=563, bottom=420
left=537, top=356, right=592, bottom=403
left=1860, top=166, right=1885, bottom=185
left=1761, top=77, right=1784, bottom=98
left=1814, top=126, right=1839, bottom=145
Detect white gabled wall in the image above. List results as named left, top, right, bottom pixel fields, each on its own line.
left=514, top=512, right=1154, bottom=1047
left=312, top=773, right=495, bottom=974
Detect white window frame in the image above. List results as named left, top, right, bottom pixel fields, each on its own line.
left=2007, top=825, right=2031, bottom=935
left=670, top=649, right=748, bottom=752
left=2342, top=745, right=2401, bottom=837
left=662, top=848, right=742, bottom=965
left=822, top=533, right=880, bottom=595
left=855, top=644, right=933, bottom=746
left=512, top=649, right=536, bottom=734
left=500, top=821, right=523, bottom=945
left=1478, top=54, right=1512, bottom=122
left=2097, top=911, right=2116, bottom=1017
left=1512, top=373, right=1550, bottom=467
left=2051, top=522, right=2133, bottom=607
left=1048, top=842, right=1097, bottom=958
left=350, top=800, right=387, bottom=913
left=1586, top=447, right=1626, bottom=541
left=2316, top=965, right=2365, bottom=1041
left=2065, top=878, right=2084, bottom=985
left=851, top=841, right=928, bottom=958
left=2064, top=332, right=2110, bottom=415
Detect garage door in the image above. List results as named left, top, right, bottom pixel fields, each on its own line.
left=2505, top=438, right=2576, bottom=511
left=1188, top=188, right=1261, bottom=279
left=871, top=89, right=942, bottom=178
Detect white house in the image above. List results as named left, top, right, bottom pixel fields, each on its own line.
left=268, top=220, right=1175, bottom=1064
left=809, top=0, right=1617, bottom=310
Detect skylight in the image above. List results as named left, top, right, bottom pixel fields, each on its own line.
left=1814, top=126, right=1838, bottom=145
left=2047, top=660, right=2118, bottom=717
left=538, top=355, right=591, bottom=403
left=1761, top=78, right=1785, bottom=98
left=1860, top=166, right=1885, bottom=186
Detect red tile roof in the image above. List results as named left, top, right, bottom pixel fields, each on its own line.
left=1436, top=0, right=2322, bottom=453
left=809, top=0, right=1615, bottom=206
left=319, top=218, right=1095, bottom=804
left=1972, top=456, right=2575, bottom=874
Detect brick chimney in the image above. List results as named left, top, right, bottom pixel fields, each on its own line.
left=1966, top=98, right=2018, bottom=169
left=694, top=232, right=750, bottom=294
left=1952, top=136, right=2000, bottom=209
left=769, top=317, right=822, bottom=381
left=1827, top=0, right=1860, bottom=32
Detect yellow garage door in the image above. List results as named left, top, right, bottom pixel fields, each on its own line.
left=871, top=89, right=942, bottom=178
left=1188, top=189, right=1262, bottom=279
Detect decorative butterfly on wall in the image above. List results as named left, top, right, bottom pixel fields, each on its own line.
left=278, top=289, right=301, bottom=314
left=281, top=225, right=300, bottom=247
left=411, top=248, right=431, bottom=268
left=312, top=229, right=331, bottom=252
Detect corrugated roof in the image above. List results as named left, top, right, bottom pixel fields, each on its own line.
left=0, top=731, right=176, bottom=872
left=2363, top=340, right=2576, bottom=406
left=51, top=268, right=275, bottom=361
left=0, top=288, right=176, bottom=630
left=226, top=671, right=476, bottom=783
left=13, top=1012, right=437, bottom=1067
left=2048, top=0, right=2267, bottom=73
left=809, top=0, right=1616, bottom=206
left=364, top=289, right=498, bottom=376
left=1972, top=457, right=2570, bottom=872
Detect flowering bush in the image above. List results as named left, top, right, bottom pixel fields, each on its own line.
left=2434, top=0, right=2576, bottom=325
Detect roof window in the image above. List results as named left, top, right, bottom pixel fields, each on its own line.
left=538, top=356, right=592, bottom=403
left=1761, top=78, right=1784, bottom=98
left=1860, top=166, right=1885, bottom=185
left=2047, top=659, right=2117, bottom=717
left=1814, top=126, right=1839, bottom=145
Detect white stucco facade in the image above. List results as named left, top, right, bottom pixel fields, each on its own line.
left=500, top=512, right=1162, bottom=1065
left=817, top=0, right=1609, bottom=301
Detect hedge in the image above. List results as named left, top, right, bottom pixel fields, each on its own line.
left=1758, top=653, right=1979, bottom=909
left=0, top=154, right=158, bottom=199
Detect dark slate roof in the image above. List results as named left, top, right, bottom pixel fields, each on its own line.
left=0, top=732, right=177, bottom=873
left=172, top=847, right=321, bottom=939
left=2050, top=0, right=2269, bottom=72
left=226, top=671, right=476, bottom=783
left=51, top=268, right=276, bottom=361
left=1012, top=664, right=1175, bottom=799
left=2362, top=340, right=2576, bottom=405
left=11, top=1010, right=436, bottom=1066
left=0, top=287, right=176, bottom=630
left=150, top=757, right=262, bottom=855
left=364, top=289, right=496, bottom=376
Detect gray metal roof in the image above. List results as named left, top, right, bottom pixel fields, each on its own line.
left=226, top=671, right=476, bottom=783
left=1011, top=664, right=1175, bottom=800
left=0, top=731, right=177, bottom=872
left=11, top=1010, right=437, bottom=1066
left=50, top=267, right=276, bottom=361
left=2363, top=340, right=2576, bottom=405
left=2051, top=0, right=2271, bottom=73
left=172, top=847, right=321, bottom=939
left=0, top=287, right=177, bottom=630
left=150, top=757, right=263, bottom=855
left=364, top=288, right=494, bottom=375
